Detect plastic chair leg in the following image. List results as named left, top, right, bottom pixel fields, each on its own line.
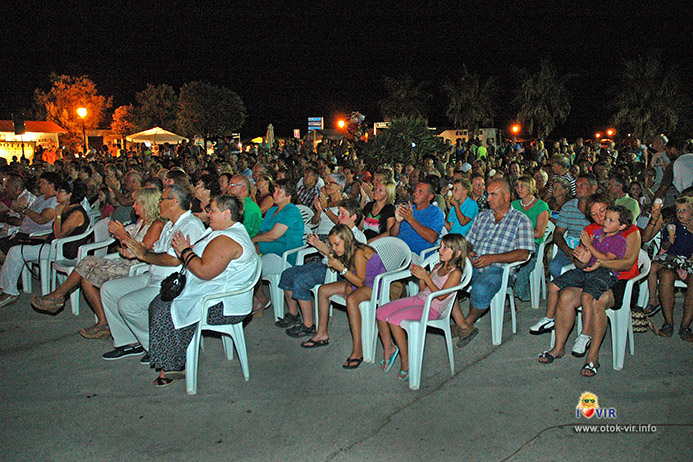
left=509, top=290, right=517, bottom=333
left=40, top=260, right=51, bottom=295
left=360, top=302, right=376, bottom=363
left=21, top=266, right=32, bottom=294
left=186, top=328, right=201, bottom=395
left=404, top=323, right=424, bottom=391
left=230, top=324, right=250, bottom=381
left=443, top=324, right=455, bottom=375
left=490, top=294, right=503, bottom=346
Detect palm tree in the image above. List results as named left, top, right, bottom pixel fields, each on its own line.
left=513, top=60, right=571, bottom=139
left=443, top=66, right=497, bottom=136
left=378, top=75, right=430, bottom=122
left=612, top=51, right=688, bottom=140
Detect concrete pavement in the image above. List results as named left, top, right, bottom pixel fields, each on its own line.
left=1, top=287, right=691, bottom=461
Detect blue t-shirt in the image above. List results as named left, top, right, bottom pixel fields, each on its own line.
left=257, top=204, right=304, bottom=265
left=447, top=196, right=479, bottom=236
left=398, top=204, right=445, bottom=254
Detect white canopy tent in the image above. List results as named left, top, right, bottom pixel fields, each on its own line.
left=126, top=127, right=188, bottom=144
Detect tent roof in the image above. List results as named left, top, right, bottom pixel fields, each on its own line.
left=126, top=127, right=188, bottom=144
left=0, top=120, right=66, bottom=133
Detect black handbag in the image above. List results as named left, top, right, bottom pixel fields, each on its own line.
left=159, top=252, right=193, bottom=302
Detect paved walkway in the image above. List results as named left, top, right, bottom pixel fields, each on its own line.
left=1, top=286, right=691, bottom=461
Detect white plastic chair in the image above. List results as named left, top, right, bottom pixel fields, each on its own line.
left=529, top=221, right=555, bottom=309
left=262, top=224, right=312, bottom=321
left=295, top=205, right=314, bottom=226
left=19, top=229, right=53, bottom=294
left=185, top=258, right=262, bottom=395
left=468, top=257, right=528, bottom=346
left=53, top=218, right=113, bottom=315
left=400, top=256, right=473, bottom=390
left=550, top=250, right=651, bottom=370
left=323, top=237, right=412, bottom=363
left=38, top=223, right=96, bottom=296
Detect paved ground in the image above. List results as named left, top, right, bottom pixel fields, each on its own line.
left=1, top=284, right=691, bottom=461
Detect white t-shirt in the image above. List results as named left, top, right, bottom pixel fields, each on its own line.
left=148, top=210, right=206, bottom=286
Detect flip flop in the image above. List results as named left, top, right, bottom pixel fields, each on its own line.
left=581, top=362, right=599, bottom=377
left=252, top=300, right=272, bottom=318
left=456, top=327, right=478, bottom=348
left=538, top=351, right=561, bottom=364
left=643, top=304, right=660, bottom=317
left=342, top=357, right=363, bottom=369
left=380, top=347, right=400, bottom=373
left=300, top=338, right=329, bottom=348
left=398, top=370, right=409, bottom=380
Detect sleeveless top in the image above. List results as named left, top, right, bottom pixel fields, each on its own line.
left=49, top=206, right=89, bottom=260
left=415, top=267, right=457, bottom=316
left=170, top=222, right=259, bottom=329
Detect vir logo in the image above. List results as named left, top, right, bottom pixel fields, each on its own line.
left=575, top=392, right=617, bottom=419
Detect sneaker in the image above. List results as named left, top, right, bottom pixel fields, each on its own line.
left=102, top=344, right=145, bottom=361
left=572, top=334, right=591, bottom=357
left=286, top=323, right=316, bottom=338
left=140, top=353, right=151, bottom=365
left=529, top=317, right=555, bottom=335
left=275, top=312, right=301, bottom=328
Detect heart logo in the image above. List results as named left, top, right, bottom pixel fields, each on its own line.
left=582, top=408, right=595, bottom=418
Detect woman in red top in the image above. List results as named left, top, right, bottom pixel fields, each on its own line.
left=540, top=193, right=641, bottom=377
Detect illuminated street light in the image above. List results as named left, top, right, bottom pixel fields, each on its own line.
left=595, top=132, right=602, bottom=139
left=510, top=123, right=521, bottom=134
left=606, top=128, right=616, bottom=137
left=337, top=120, right=345, bottom=128
left=77, top=107, right=88, bottom=154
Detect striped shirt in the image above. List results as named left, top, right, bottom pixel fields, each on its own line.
left=556, top=198, right=590, bottom=241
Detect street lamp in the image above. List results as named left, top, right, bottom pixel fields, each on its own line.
left=77, top=107, right=87, bottom=154
left=337, top=119, right=345, bottom=128
left=510, top=123, right=521, bottom=135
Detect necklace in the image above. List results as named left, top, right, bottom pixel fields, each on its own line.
left=521, top=196, right=536, bottom=207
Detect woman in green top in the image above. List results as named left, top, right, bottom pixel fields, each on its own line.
left=512, top=175, right=550, bottom=302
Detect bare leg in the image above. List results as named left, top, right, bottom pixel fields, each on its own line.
left=79, top=280, right=106, bottom=325
left=253, top=282, right=270, bottom=308
left=377, top=319, right=397, bottom=367
left=297, top=299, right=314, bottom=327
left=583, top=290, right=612, bottom=367
left=49, top=270, right=82, bottom=299
left=283, top=290, right=299, bottom=316
left=546, top=282, right=561, bottom=319
left=540, top=287, right=582, bottom=361
left=390, top=324, right=409, bottom=372
left=647, top=262, right=661, bottom=306
left=658, top=268, right=676, bottom=325
left=681, top=276, right=693, bottom=329
left=310, top=281, right=350, bottom=342
left=451, top=299, right=473, bottom=330
left=464, top=304, right=488, bottom=325
left=345, top=286, right=372, bottom=360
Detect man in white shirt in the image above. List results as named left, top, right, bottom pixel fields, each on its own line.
left=101, top=185, right=205, bottom=361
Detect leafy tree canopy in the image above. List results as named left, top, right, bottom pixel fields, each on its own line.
left=177, top=81, right=246, bottom=137
left=134, top=83, right=178, bottom=131
left=33, top=73, right=112, bottom=146
left=365, top=118, right=445, bottom=168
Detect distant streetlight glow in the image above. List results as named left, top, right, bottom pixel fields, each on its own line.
left=77, top=107, right=87, bottom=153
left=595, top=132, right=602, bottom=139
left=510, top=123, right=521, bottom=134
left=606, top=128, right=616, bottom=137
left=337, top=120, right=345, bottom=128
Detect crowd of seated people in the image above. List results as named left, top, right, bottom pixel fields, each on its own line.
left=1, top=132, right=690, bottom=389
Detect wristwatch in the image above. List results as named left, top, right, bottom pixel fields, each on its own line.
left=339, top=267, right=348, bottom=277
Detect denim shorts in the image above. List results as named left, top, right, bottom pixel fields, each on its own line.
left=469, top=266, right=504, bottom=310
left=553, top=267, right=618, bottom=301
left=278, top=262, right=327, bottom=301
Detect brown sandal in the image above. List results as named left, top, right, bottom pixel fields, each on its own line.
left=31, top=294, right=65, bottom=313
left=80, top=325, right=111, bottom=339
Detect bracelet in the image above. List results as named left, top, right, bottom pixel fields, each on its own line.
left=339, top=267, right=348, bottom=277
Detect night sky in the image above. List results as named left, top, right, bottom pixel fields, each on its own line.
left=2, top=1, right=691, bottom=139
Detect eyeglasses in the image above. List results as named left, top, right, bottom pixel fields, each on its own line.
left=160, top=196, right=174, bottom=202
left=677, top=209, right=691, bottom=213
left=228, top=183, right=244, bottom=188
left=204, top=205, right=212, bottom=213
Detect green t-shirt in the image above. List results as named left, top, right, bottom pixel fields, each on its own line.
left=511, top=199, right=550, bottom=244
left=243, top=196, right=262, bottom=238
left=614, top=195, right=640, bottom=225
